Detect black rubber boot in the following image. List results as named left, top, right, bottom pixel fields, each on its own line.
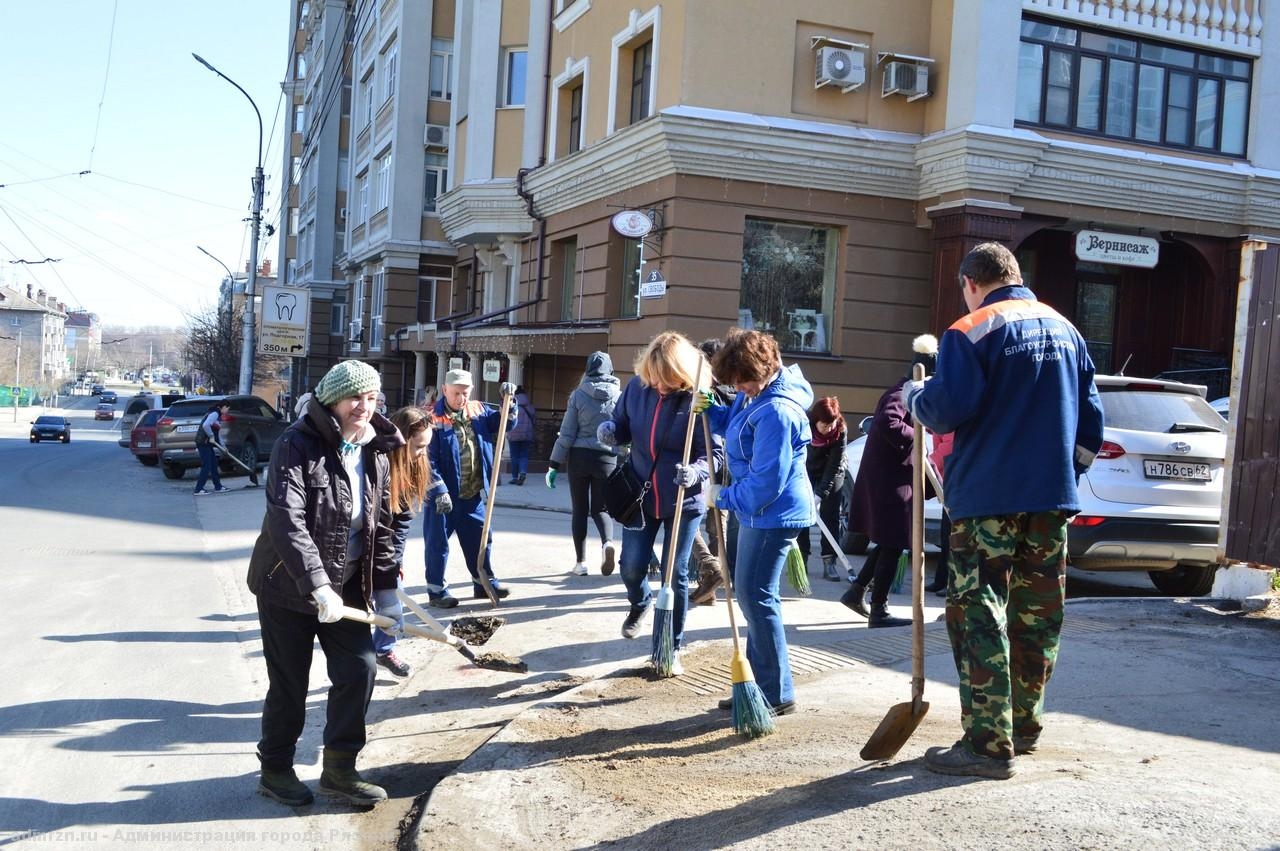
left=258, top=767, right=314, bottom=806
left=318, top=750, right=387, bottom=806
left=840, top=582, right=869, bottom=617
left=867, top=603, right=911, bottom=628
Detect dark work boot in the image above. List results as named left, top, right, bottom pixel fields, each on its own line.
left=258, top=767, right=314, bottom=806
left=318, top=750, right=387, bottom=806
left=867, top=603, right=911, bottom=628
left=840, top=581, right=869, bottom=617
left=689, top=565, right=723, bottom=606
left=821, top=556, right=840, bottom=582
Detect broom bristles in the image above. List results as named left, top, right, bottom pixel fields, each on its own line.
left=785, top=544, right=811, bottom=596
left=652, top=609, right=675, bottom=675
left=731, top=680, right=777, bottom=738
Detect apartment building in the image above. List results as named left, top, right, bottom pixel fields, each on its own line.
left=0, top=285, right=67, bottom=386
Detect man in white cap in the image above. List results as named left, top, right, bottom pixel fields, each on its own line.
left=423, top=367, right=518, bottom=606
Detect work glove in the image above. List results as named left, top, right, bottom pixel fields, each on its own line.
left=692, top=389, right=716, bottom=414
left=500, top=381, right=517, bottom=397
left=904, top=378, right=928, bottom=408
left=705, top=483, right=723, bottom=506
left=434, top=492, right=453, bottom=515
left=596, top=421, right=617, bottom=447
left=545, top=469, right=557, bottom=489
left=311, top=586, right=344, bottom=624
left=673, top=463, right=701, bottom=489
left=372, top=588, right=404, bottom=638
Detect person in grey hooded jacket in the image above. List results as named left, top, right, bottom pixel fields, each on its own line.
left=546, top=351, right=621, bottom=575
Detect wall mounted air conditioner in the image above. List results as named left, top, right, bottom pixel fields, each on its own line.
left=814, top=46, right=865, bottom=93
left=338, top=207, right=348, bottom=221
left=424, top=123, right=449, bottom=147
left=878, top=53, right=933, bottom=101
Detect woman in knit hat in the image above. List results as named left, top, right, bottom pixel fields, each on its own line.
left=245, top=359, right=405, bottom=808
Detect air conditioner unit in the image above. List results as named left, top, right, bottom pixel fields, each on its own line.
left=814, top=46, right=865, bottom=93
left=338, top=207, right=348, bottom=221
left=424, top=123, right=448, bottom=147
left=882, top=60, right=930, bottom=101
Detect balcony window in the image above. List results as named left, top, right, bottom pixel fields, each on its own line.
left=430, top=39, right=454, bottom=100
left=739, top=218, right=836, bottom=355
left=1015, top=16, right=1250, bottom=156
left=423, top=153, right=448, bottom=213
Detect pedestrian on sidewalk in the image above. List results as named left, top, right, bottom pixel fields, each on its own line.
left=796, top=396, right=848, bottom=582
left=193, top=401, right=230, bottom=494
left=842, top=336, right=938, bottom=629
left=907, top=242, right=1104, bottom=779
left=700, top=328, right=814, bottom=715
left=245, top=359, right=405, bottom=807
left=546, top=352, right=620, bottom=576
left=422, top=369, right=518, bottom=607
left=506, top=386, right=536, bottom=485
left=371, top=406, right=436, bottom=678
left=597, top=331, right=712, bottom=675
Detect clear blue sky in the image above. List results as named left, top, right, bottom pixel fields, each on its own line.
left=0, top=1, right=290, bottom=328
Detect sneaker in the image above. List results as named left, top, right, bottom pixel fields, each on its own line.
left=473, top=584, right=512, bottom=599
left=652, top=651, right=683, bottom=678
left=572, top=563, right=589, bottom=576
left=427, top=592, right=459, bottom=609
left=1013, top=734, right=1039, bottom=755
left=601, top=542, right=617, bottom=576
left=213, top=485, right=231, bottom=493
left=376, top=651, right=411, bottom=678
left=258, top=767, right=314, bottom=807
left=193, top=488, right=210, bottom=495
left=621, top=605, right=650, bottom=639
left=924, top=740, right=1016, bottom=780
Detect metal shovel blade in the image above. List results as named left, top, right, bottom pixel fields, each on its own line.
left=859, top=697, right=929, bottom=761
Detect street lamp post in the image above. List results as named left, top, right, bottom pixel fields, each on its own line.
left=193, top=52, right=263, bottom=396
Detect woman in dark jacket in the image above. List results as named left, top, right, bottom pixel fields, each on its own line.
left=797, top=396, right=848, bottom=581
left=505, top=387, right=535, bottom=485
left=245, top=360, right=404, bottom=808
left=547, top=351, right=620, bottom=576
left=597, top=331, right=712, bottom=674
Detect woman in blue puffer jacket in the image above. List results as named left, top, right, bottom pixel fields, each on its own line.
left=597, top=331, right=712, bottom=674
left=702, top=329, right=814, bottom=714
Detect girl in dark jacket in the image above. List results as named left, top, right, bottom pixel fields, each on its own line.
left=245, top=360, right=404, bottom=808
left=597, top=332, right=712, bottom=674
left=797, top=397, right=848, bottom=581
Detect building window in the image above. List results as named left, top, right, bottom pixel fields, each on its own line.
left=430, top=39, right=453, bottom=100
left=350, top=277, right=367, bottom=351
left=329, top=289, right=347, bottom=335
left=295, top=103, right=306, bottom=135
left=558, top=238, right=578, bottom=321
left=619, top=238, right=640, bottom=319
left=375, top=153, right=391, bottom=211
left=383, top=44, right=398, bottom=103
left=739, top=218, right=837, bottom=354
left=1015, top=16, right=1250, bottom=156
left=568, top=84, right=584, bottom=153
left=418, top=265, right=451, bottom=323
left=361, top=69, right=374, bottom=126
left=503, top=48, right=528, bottom=107
left=629, top=40, right=652, bottom=125
left=423, top=152, right=448, bottom=213
left=369, top=270, right=385, bottom=351
left=356, top=172, right=369, bottom=222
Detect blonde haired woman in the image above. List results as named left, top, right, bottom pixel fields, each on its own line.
left=371, top=406, right=435, bottom=677
left=597, top=331, right=713, bottom=673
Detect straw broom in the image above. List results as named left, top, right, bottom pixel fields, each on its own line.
left=651, top=360, right=705, bottom=678
left=702, top=411, right=775, bottom=738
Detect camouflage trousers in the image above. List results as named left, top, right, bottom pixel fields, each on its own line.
left=945, top=511, right=1068, bottom=760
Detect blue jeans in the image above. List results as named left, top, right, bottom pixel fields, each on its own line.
left=734, top=525, right=798, bottom=706
left=508, top=441, right=531, bottom=480
left=423, top=493, right=500, bottom=595
left=620, top=509, right=703, bottom=655
left=194, top=443, right=222, bottom=491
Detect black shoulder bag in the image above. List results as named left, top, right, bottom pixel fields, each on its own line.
left=603, top=454, right=654, bottom=529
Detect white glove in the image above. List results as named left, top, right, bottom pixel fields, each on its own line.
left=904, top=378, right=927, bottom=407
left=434, top=492, right=453, bottom=514
left=596, top=421, right=617, bottom=447
left=372, top=588, right=404, bottom=637
left=312, top=586, right=343, bottom=623
left=673, top=463, right=700, bottom=489
left=500, top=382, right=517, bottom=397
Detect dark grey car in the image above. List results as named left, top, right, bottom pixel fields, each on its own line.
left=156, top=395, right=287, bottom=480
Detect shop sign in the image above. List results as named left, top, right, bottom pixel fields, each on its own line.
left=259, top=285, right=310, bottom=356
left=448, top=357, right=464, bottom=372
left=639, top=268, right=667, bottom=299
left=1074, top=229, right=1160, bottom=269
left=611, top=210, right=653, bottom=239
left=482, top=360, right=502, bottom=382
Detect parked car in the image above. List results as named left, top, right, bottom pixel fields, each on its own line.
left=95, top=403, right=116, bottom=421
left=1209, top=396, right=1229, bottom=420
left=90, top=384, right=105, bottom=396
left=118, top=392, right=185, bottom=446
left=30, top=415, right=72, bottom=443
left=1069, top=375, right=1226, bottom=596
left=840, top=415, right=942, bottom=555
left=99, top=390, right=118, bottom=404
left=155, top=394, right=288, bottom=480
left=129, top=409, right=166, bottom=466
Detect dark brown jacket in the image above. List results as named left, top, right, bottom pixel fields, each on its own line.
left=849, top=379, right=915, bottom=551
left=246, top=397, right=405, bottom=614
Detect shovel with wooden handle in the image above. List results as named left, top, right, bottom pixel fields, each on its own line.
left=474, top=390, right=515, bottom=607
left=859, top=362, right=930, bottom=761
left=211, top=441, right=260, bottom=486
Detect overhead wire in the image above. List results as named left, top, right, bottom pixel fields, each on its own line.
left=87, top=0, right=120, bottom=171
left=0, top=203, right=84, bottom=308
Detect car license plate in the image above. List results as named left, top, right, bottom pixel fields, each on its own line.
left=175, top=425, right=198, bottom=433
left=136, top=441, right=152, bottom=448
left=1143, top=459, right=1211, bottom=481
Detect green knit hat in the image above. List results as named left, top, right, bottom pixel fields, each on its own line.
left=315, top=360, right=381, bottom=405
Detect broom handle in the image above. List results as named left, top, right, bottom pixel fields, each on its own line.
left=660, top=359, right=705, bottom=588
left=701, top=410, right=744, bottom=655
left=475, top=391, right=515, bottom=607
left=910, top=363, right=926, bottom=711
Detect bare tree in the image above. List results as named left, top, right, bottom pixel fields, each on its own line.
left=183, top=303, right=240, bottom=394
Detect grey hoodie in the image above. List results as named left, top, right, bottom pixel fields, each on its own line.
left=549, top=351, right=621, bottom=466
